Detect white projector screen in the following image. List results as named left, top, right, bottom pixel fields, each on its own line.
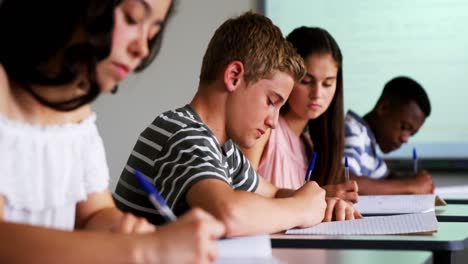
left=265, top=0, right=468, bottom=159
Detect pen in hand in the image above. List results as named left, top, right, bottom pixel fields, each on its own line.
left=304, top=151, right=317, bottom=182
left=344, top=156, right=350, bottom=182
left=133, top=169, right=177, bottom=222
left=413, top=147, right=418, bottom=174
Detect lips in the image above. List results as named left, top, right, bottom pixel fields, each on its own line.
left=112, top=62, right=131, bottom=79
left=307, top=103, right=321, bottom=110
left=257, top=128, right=265, bottom=137
left=256, top=128, right=265, bottom=139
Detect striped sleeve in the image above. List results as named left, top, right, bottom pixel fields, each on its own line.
left=344, top=114, right=389, bottom=179
left=152, top=126, right=230, bottom=216
left=344, top=118, right=366, bottom=176
left=229, top=143, right=259, bottom=192
left=114, top=123, right=175, bottom=225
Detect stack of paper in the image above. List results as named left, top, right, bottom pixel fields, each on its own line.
left=354, top=194, right=436, bottom=214
left=286, top=211, right=438, bottom=235
left=436, top=185, right=468, bottom=199
left=214, top=234, right=283, bottom=264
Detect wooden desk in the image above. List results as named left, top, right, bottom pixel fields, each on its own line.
left=271, top=222, right=468, bottom=264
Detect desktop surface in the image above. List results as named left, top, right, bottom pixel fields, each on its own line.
left=271, top=222, right=468, bottom=251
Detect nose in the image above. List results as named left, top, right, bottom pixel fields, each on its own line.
left=265, top=109, right=279, bottom=129
left=129, top=32, right=149, bottom=59
left=400, top=132, right=410, bottom=144
left=308, top=83, right=320, bottom=99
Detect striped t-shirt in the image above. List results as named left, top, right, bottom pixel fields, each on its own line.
left=344, top=110, right=389, bottom=179
left=114, top=105, right=259, bottom=225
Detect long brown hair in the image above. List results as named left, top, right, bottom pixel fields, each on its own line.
left=284, top=26, right=344, bottom=186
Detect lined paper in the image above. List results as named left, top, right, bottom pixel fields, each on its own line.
left=354, top=194, right=435, bottom=214
left=286, top=212, right=438, bottom=235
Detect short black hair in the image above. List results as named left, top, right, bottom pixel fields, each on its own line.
left=378, top=76, right=431, bottom=117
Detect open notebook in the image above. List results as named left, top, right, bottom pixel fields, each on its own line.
left=286, top=211, right=438, bottom=235
left=354, top=194, right=445, bottom=215
left=214, top=234, right=284, bottom=264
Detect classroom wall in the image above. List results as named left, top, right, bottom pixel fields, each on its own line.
left=92, top=0, right=262, bottom=190
left=266, top=0, right=468, bottom=160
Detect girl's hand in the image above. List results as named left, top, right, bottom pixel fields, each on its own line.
left=323, top=180, right=359, bottom=203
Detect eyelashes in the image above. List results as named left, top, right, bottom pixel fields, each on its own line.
left=124, top=13, right=137, bottom=24
left=300, top=80, right=335, bottom=87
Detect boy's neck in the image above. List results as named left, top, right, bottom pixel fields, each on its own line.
left=363, top=111, right=379, bottom=135
left=190, top=82, right=228, bottom=145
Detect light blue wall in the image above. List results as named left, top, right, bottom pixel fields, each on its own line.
left=266, top=0, right=468, bottom=158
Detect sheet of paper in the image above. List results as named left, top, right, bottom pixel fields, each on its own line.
left=435, top=185, right=468, bottom=199
left=435, top=185, right=468, bottom=194
left=286, top=211, right=438, bottom=235
left=214, top=234, right=283, bottom=264
left=354, top=194, right=435, bottom=214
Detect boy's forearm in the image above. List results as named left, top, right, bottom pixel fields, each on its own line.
left=188, top=185, right=319, bottom=237
left=212, top=191, right=313, bottom=237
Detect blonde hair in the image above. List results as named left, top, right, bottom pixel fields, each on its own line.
left=200, top=12, right=305, bottom=85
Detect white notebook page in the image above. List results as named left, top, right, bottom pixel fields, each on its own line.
left=436, top=185, right=468, bottom=199
left=354, top=194, right=435, bottom=214
left=286, top=212, right=438, bottom=235
left=214, top=234, right=284, bottom=264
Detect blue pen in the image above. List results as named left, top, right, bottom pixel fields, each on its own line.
left=304, top=151, right=317, bottom=182
left=344, top=156, right=350, bottom=182
left=412, top=147, right=418, bottom=174
left=133, top=169, right=177, bottom=222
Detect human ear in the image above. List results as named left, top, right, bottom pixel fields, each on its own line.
left=376, top=99, right=391, bottom=116
left=223, top=60, right=244, bottom=92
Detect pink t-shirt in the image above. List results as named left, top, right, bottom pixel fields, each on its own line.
left=258, top=116, right=311, bottom=190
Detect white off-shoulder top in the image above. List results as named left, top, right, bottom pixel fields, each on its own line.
left=0, top=114, right=109, bottom=230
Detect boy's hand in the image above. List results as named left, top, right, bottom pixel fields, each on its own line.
left=111, top=213, right=156, bottom=234
left=323, top=180, right=359, bottom=203
left=408, top=170, right=433, bottom=194
left=293, top=181, right=327, bottom=227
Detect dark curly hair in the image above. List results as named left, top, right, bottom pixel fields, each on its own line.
left=377, top=76, right=431, bottom=117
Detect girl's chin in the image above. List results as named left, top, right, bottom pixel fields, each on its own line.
left=305, top=112, right=322, bottom=120
left=99, top=81, right=118, bottom=93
